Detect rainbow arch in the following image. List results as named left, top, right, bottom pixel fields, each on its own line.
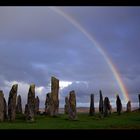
left=49, top=7, right=130, bottom=103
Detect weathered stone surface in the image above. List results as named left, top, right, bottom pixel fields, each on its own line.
left=89, top=94, right=95, bottom=116
left=103, top=97, right=111, bottom=117
left=138, top=94, right=140, bottom=110
left=0, top=90, right=4, bottom=122
left=8, top=84, right=18, bottom=121
left=99, top=90, right=103, bottom=114
left=126, top=101, right=131, bottom=112
left=50, top=76, right=59, bottom=116
left=109, top=102, right=112, bottom=115
left=64, top=96, right=69, bottom=114
left=35, top=96, right=40, bottom=115
left=45, top=93, right=52, bottom=115
left=68, top=90, right=77, bottom=120
left=116, top=95, right=122, bottom=115
left=25, top=84, right=36, bottom=121
left=27, top=84, right=35, bottom=115
left=24, top=104, right=34, bottom=122
left=16, top=95, right=22, bottom=114
left=3, top=97, right=7, bottom=120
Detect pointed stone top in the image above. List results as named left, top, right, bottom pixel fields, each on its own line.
left=51, top=76, right=59, bottom=81
left=70, top=90, right=75, bottom=93
left=127, top=100, right=131, bottom=103
left=17, top=94, right=21, bottom=99
left=116, top=94, right=119, bottom=98
left=36, top=96, right=39, bottom=100
left=12, top=84, right=18, bottom=92
left=0, top=90, right=3, bottom=93
left=65, top=96, right=69, bottom=101
left=69, top=90, right=75, bottom=97
left=30, top=84, right=35, bottom=88
left=0, top=90, right=4, bottom=96
left=47, top=92, right=51, bottom=97
left=13, top=84, right=18, bottom=87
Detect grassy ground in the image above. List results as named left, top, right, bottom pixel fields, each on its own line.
left=0, top=111, right=140, bottom=129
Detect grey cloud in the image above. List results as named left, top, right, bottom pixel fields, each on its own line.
left=0, top=7, right=140, bottom=107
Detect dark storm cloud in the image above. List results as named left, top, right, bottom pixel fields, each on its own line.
left=0, top=7, right=140, bottom=107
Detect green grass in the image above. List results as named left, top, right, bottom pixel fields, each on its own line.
left=0, top=111, right=140, bottom=129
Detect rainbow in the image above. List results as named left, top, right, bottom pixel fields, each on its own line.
left=49, top=7, right=130, bottom=103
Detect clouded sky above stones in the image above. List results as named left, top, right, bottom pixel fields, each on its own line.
left=0, top=7, right=140, bottom=107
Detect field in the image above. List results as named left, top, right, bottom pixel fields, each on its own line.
left=0, top=111, right=140, bottom=129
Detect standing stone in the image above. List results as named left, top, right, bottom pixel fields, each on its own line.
left=24, top=104, right=34, bottom=122
left=25, top=84, right=36, bottom=121
left=50, top=76, right=59, bottom=116
left=99, top=90, right=103, bottom=114
left=35, top=96, right=40, bottom=115
left=64, top=96, right=69, bottom=114
left=108, top=100, right=112, bottom=115
left=45, top=93, right=52, bottom=115
left=3, top=97, right=7, bottom=120
left=0, top=90, right=4, bottom=122
left=8, top=84, right=18, bottom=121
left=126, top=101, right=131, bottom=112
left=116, top=95, right=122, bottom=115
left=139, top=94, right=140, bottom=110
left=68, top=90, right=77, bottom=120
left=27, top=84, right=35, bottom=115
left=16, top=95, right=22, bottom=114
left=103, top=97, right=111, bottom=117
left=89, top=94, right=95, bottom=116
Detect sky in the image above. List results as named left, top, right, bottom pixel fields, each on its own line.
left=0, top=6, right=140, bottom=109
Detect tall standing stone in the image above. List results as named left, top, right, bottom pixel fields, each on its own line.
left=108, top=98, right=112, bottom=115
left=99, top=90, right=103, bottom=114
left=45, top=93, right=52, bottom=115
left=126, top=101, right=131, bottom=112
left=0, top=90, right=4, bottom=122
left=64, top=96, right=69, bottom=114
left=8, top=84, right=18, bottom=121
left=24, top=104, right=34, bottom=122
left=35, top=96, right=40, bottom=115
left=103, top=97, right=111, bottom=117
left=116, top=95, right=122, bottom=115
left=50, top=76, right=59, bottom=116
left=27, top=84, right=35, bottom=115
left=16, top=95, right=22, bottom=114
left=24, top=84, right=36, bottom=122
left=68, top=90, right=77, bottom=120
left=138, top=94, right=140, bottom=110
left=3, top=97, right=7, bottom=120
left=89, top=94, right=95, bottom=116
